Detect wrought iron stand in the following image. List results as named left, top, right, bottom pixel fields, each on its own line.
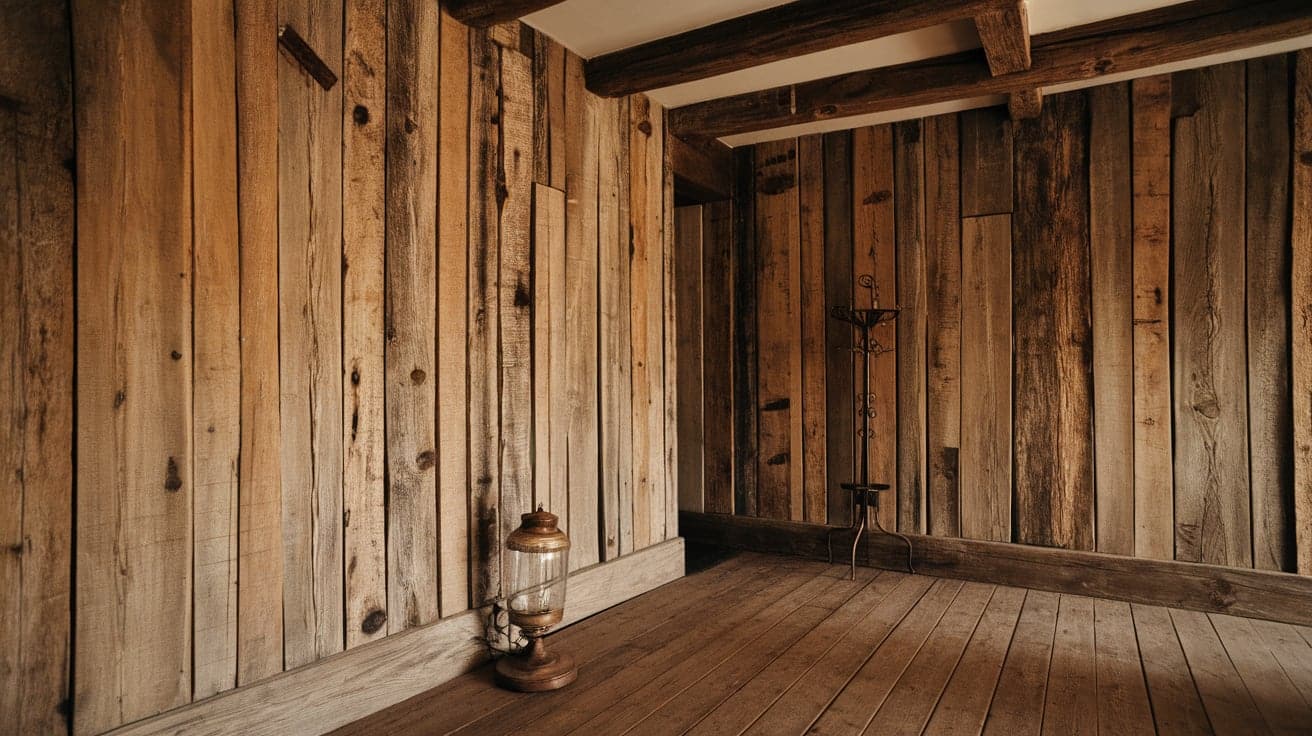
left=827, top=277, right=915, bottom=579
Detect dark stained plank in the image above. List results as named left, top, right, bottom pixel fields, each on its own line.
left=974, top=1, right=1031, bottom=76
left=922, top=587, right=1026, bottom=735
left=669, top=0, right=1312, bottom=138
left=1246, top=55, right=1295, bottom=573
left=1013, top=90, right=1094, bottom=551
left=1008, top=88, right=1044, bottom=120
left=1131, top=604, right=1214, bottom=735
left=893, top=121, right=927, bottom=534
left=1171, top=62, right=1251, bottom=567
left=1296, top=49, right=1312, bottom=576
left=702, top=201, right=735, bottom=515
left=670, top=134, right=734, bottom=202
left=1089, top=82, right=1135, bottom=557
left=1040, top=596, right=1098, bottom=736
left=585, top=0, right=1007, bottom=98
left=924, top=114, right=961, bottom=538
left=1093, top=600, right=1155, bottom=735
left=1212, top=613, right=1312, bottom=732
left=1171, top=608, right=1268, bottom=734
left=674, top=206, right=705, bottom=513
left=444, top=0, right=565, bottom=27
left=823, top=131, right=856, bottom=525
left=959, top=106, right=1013, bottom=217
left=732, top=147, right=759, bottom=517
left=799, top=134, right=828, bottom=524
left=531, top=31, right=565, bottom=188
left=982, top=590, right=1059, bottom=735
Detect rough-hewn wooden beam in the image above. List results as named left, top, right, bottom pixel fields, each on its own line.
left=670, top=0, right=1312, bottom=139
left=444, top=0, right=565, bottom=28
left=1008, top=88, right=1043, bottom=119
left=585, top=0, right=1010, bottom=98
left=975, top=0, right=1031, bottom=75
left=669, top=133, right=734, bottom=202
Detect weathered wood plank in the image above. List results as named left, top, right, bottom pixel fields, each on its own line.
left=534, top=182, right=568, bottom=530
left=73, top=1, right=194, bottom=728
left=922, top=587, right=1026, bottom=735
left=1040, top=596, right=1096, bottom=735
left=1092, top=600, right=1155, bottom=735
left=733, top=147, right=759, bottom=517
left=1171, top=608, right=1267, bottom=733
left=892, top=121, right=927, bottom=534
left=702, top=201, right=735, bottom=516
left=1172, top=62, right=1251, bottom=567
left=1211, top=613, right=1312, bottom=731
left=798, top=134, right=827, bottom=524
left=1130, top=74, right=1174, bottom=562
left=663, top=109, right=679, bottom=540
left=674, top=206, right=705, bottom=513
left=960, top=214, right=1011, bottom=543
left=925, top=114, right=961, bottom=538
left=1291, top=49, right=1312, bottom=575
left=1131, top=604, right=1213, bottom=735
left=959, top=107, right=1013, bottom=217
left=1013, top=90, right=1094, bottom=551
left=532, top=31, right=565, bottom=189
left=630, top=91, right=660, bottom=546
left=974, top=0, right=1031, bottom=76
left=1089, top=82, right=1135, bottom=557
left=823, top=131, right=855, bottom=526
left=598, top=96, right=628, bottom=558
left=444, top=0, right=564, bottom=27
left=669, top=134, right=734, bottom=202
left=234, top=0, right=284, bottom=686
left=982, top=590, right=1058, bottom=735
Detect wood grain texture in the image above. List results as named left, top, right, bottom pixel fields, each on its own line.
left=74, top=1, right=194, bottom=729
left=674, top=206, right=705, bottom=513
left=924, top=114, right=961, bottom=538
left=630, top=93, right=664, bottom=546
left=1171, top=608, right=1267, bottom=733
left=532, top=32, right=565, bottom=189
left=982, top=590, right=1058, bottom=735
left=823, top=132, right=855, bottom=526
left=1089, top=82, right=1134, bottom=557
left=663, top=109, right=680, bottom=541
left=1092, top=599, right=1155, bottom=735
left=798, top=135, right=828, bottom=524
left=444, top=0, right=564, bottom=27
left=733, top=147, right=759, bottom=516
left=893, top=121, right=927, bottom=534
left=702, top=201, right=735, bottom=515
left=1131, top=604, right=1212, bottom=735
left=1130, top=74, right=1174, bottom=562
left=1172, top=63, right=1251, bottom=567
left=535, top=183, right=569, bottom=529
left=922, top=586, right=1025, bottom=735
left=974, top=1, right=1031, bottom=76
left=1013, top=90, right=1093, bottom=551
left=1040, top=595, right=1096, bottom=736
left=960, top=215, right=1011, bottom=543
left=598, top=96, right=630, bottom=558
left=1297, top=50, right=1312, bottom=575
left=959, top=107, right=1012, bottom=217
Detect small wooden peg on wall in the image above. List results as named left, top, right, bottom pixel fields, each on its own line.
left=277, top=24, right=338, bottom=91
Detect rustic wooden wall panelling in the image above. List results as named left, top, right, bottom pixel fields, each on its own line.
left=674, top=206, right=706, bottom=513
left=1172, top=62, right=1252, bottom=567
left=1295, top=50, right=1312, bottom=575
left=663, top=109, right=680, bottom=543
left=958, top=107, right=1012, bottom=217
left=732, top=147, right=758, bottom=517
left=598, top=94, right=628, bottom=559
left=702, top=201, right=735, bottom=516
left=892, top=121, right=927, bottom=535
left=533, top=182, right=567, bottom=528
left=822, top=132, right=855, bottom=526
left=798, top=135, right=827, bottom=524
left=613, top=97, right=636, bottom=554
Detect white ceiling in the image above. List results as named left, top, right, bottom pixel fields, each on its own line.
left=523, top=0, right=1311, bottom=145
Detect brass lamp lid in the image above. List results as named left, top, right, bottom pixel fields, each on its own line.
left=506, top=506, right=571, bottom=553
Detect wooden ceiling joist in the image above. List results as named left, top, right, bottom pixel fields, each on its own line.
left=669, top=0, right=1312, bottom=139
left=975, top=1, right=1031, bottom=76
left=584, top=0, right=1014, bottom=98
left=444, top=0, right=565, bottom=28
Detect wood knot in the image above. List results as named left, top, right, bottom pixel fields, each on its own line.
left=762, top=398, right=789, bottom=411
left=171, top=350, right=183, bottom=361
left=416, top=450, right=436, bottom=471
left=818, top=104, right=838, bottom=117
left=404, top=117, right=416, bottom=134
left=514, top=280, right=531, bottom=308
left=165, top=457, right=183, bottom=492
left=1300, top=151, right=1312, bottom=166
left=1192, top=393, right=1220, bottom=419
left=362, top=608, right=387, bottom=635
left=351, top=369, right=361, bottom=386
left=352, top=105, right=370, bottom=125
left=410, top=368, right=427, bottom=385
left=113, top=390, right=126, bottom=409
left=863, top=190, right=892, bottom=205
left=766, top=453, right=788, bottom=466
left=638, top=120, right=653, bottom=136
left=1093, top=58, right=1114, bottom=74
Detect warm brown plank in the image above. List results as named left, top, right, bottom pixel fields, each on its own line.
left=1171, top=608, right=1267, bottom=734
left=444, top=0, right=564, bottom=27
left=1293, top=49, right=1312, bottom=576
left=892, top=121, right=927, bottom=533
left=1247, top=55, right=1295, bottom=573
left=733, top=147, right=760, bottom=516
left=532, top=31, right=566, bottom=189
left=702, top=201, right=735, bottom=516
left=1013, top=91, right=1093, bottom=551
left=234, top=0, right=284, bottom=686
left=1130, top=74, right=1174, bottom=562
left=755, top=138, right=800, bottom=521
left=982, top=590, right=1059, bottom=735
left=535, top=182, right=568, bottom=524
left=664, top=106, right=680, bottom=542
left=974, top=0, right=1031, bottom=76
left=1008, top=88, right=1044, bottom=120
left=675, top=206, right=705, bottom=513
left=0, top=1, right=74, bottom=730
left=922, top=587, right=1026, bottom=736
left=601, top=96, right=633, bottom=555
left=73, top=0, right=193, bottom=729
left=1040, top=596, right=1097, bottom=735
left=1089, top=82, right=1135, bottom=557
left=669, top=0, right=1312, bottom=139
left=585, top=0, right=1005, bottom=98
left=1093, top=600, right=1156, bottom=735
left=925, top=114, right=961, bottom=538
left=959, top=107, right=1013, bottom=217
left=1172, top=62, right=1251, bottom=567
left=960, top=215, right=1011, bottom=543
left=438, top=8, right=471, bottom=617
left=630, top=92, right=663, bottom=547
left=670, top=134, right=733, bottom=202
left=824, top=131, right=856, bottom=525
left=799, top=134, right=828, bottom=524
left=1250, top=618, right=1312, bottom=708
left=342, top=0, right=388, bottom=649
left=1211, top=613, right=1312, bottom=732
left=1131, top=604, right=1213, bottom=736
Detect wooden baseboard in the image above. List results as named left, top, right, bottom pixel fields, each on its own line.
left=107, top=539, right=685, bottom=736
left=681, top=511, right=1312, bottom=626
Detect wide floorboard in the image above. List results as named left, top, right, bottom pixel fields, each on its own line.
left=334, top=551, right=1312, bottom=735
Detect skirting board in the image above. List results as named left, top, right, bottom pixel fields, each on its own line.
left=681, top=511, right=1312, bottom=626
left=106, top=538, right=685, bottom=736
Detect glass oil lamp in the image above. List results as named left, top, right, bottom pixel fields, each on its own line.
left=495, top=506, right=578, bottom=692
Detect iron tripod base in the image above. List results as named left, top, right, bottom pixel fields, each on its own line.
left=826, top=486, right=916, bottom=579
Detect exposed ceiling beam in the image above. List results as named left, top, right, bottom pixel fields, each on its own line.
left=669, top=0, right=1312, bottom=139
left=975, top=1, right=1030, bottom=75
left=584, top=0, right=1012, bottom=98
left=669, top=134, right=734, bottom=202
left=444, top=0, right=565, bottom=28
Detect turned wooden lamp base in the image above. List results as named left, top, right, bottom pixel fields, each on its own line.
left=494, top=635, right=577, bottom=692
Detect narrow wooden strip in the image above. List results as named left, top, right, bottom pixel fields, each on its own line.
left=701, top=201, right=735, bottom=515
left=0, top=88, right=19, bottom=736
left=1041, top=596, right=1099, bottom=735
left=924, top=114, right=961, bottom=538
left=1171, top=608, right=1267, bottom=734
left=663, top=107, right=681, bottom=541
left=1093, top=599, right=1155, bottom=735
left=823, top=131, right=855, bottom=525
left=598, top=96, right=628, bottom=558
left=982, top=590, right=1059, bottom=736
left=1292, top=49, right=1312, bottom=575
left=277, top=24, right=338, bottom=90
left=674, top=206, right=706, bottom=513
left=922, top=587, right=1026, bottom=735
left=1131, top=604, right=1213, bottom=736
left=1130, top=74, right=1174, bottom=562
left=614, top=97, right=635, bottom=552
left=958, top=106, right=1013, bottom=217
left=892, top=121, right=927, bottom=533
left=799, top=134, right=828, bottom=524
left=630, top=92, right=662, bottom=546
left=732, top=147, right=759, bottom=516
left=531, top=32, right=566, bottom=189
left=959, top=214, right=1011, bottom=543
left=1089, top=82, right=1135, bottom=557
left=1210, top=613, right=1312, bottom=732
left=789, top=136, right=806, bottom=527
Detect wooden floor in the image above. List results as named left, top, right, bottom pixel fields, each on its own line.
left=335, top=551, right=1312, bottom=735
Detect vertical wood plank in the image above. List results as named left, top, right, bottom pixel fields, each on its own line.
left=468, top=30, right=502, bottom=604
left=438, top=8, right=470, bottom=617
left=853, top=125, right=898, bottom=531
left=733, top=147, right=759, bottom=517
left=1296, top=50, right=1312, bottom=575
left=1089, top=82, right=1135, bottom=557
left=499, top=41, right=535, bottom=577
left=1130, top=75, right=1174, bottom=562
left=893, top=121, right=927, bottom=534
left=531, top=32, right=565, bottom=190
left=823, top=131, right=855, bottom=526
left=1172, top=63, right=1251, bottom=567
left=675, top=206, right=705, bottom=513
left=1013, top=92, right=1094, bottom=551
left=798, top=134, right=827, bottom=524
left=342, top=0, right=388, bottom=648
left=74, top=1, right=194, bottom=728
left=959, top=107, right=1013, bottom=217
left=702, top=201, right=735, bottom=516
left=614, top=97, right=634, bottom=551
left=598, top=96, right=628, bottom=557
left=924, top=113, right=961, bottom=538
left=234, top=0, right=284, bottom=686
left=536, top=183, right=569, bottom=534
left=1247, top=55, right=1294, bottom=573
left=0, top=2, right=74, bottom=729
left=960, top=215, right=1012, bottom=543
left=192, top=0, right=241, bottom=695
left=663, top=110, right=679, bottom=540
left=754, top=138, right=799, bottom=521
